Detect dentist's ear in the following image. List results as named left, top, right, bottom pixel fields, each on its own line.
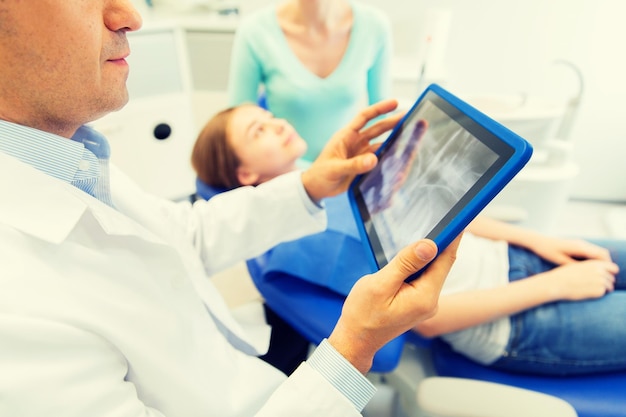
left=236, top=166, right=260, bottom=186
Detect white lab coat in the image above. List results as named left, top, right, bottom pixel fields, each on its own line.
left=0, top=152, right=362, bottom=417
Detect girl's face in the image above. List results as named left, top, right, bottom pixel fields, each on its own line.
left=228, top=105, right=307, bottom=186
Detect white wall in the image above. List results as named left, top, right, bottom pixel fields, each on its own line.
left=367, top=0, right=626, bottom=202
left=237, top=0, right=626, bottom=202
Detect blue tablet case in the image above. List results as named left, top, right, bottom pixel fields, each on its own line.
left=348, top=84, right=533, bottom=280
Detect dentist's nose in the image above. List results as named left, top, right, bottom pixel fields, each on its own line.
left=106, top=0, right=143, bottom=32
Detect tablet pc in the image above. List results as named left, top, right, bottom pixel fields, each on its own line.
left=348, top=84, right=533, bottom=281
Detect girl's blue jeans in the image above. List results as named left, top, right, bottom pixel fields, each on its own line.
left=489, top=239, right=626, bottom=375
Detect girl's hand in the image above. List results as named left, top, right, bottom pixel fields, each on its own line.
left=537, top=260, right=619, bottom=301
left=530, top=236, right=613, bottom=265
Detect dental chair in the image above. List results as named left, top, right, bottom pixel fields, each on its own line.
left=248, top=258, right=580, bottom=417
left=247, top=242, right=626, bottom=417
left=244, top=193, right=626, bottom=417
left=195, top=180, right=624, bottom=417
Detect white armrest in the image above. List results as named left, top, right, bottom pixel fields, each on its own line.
left=416, top=377, right=577, bottom=417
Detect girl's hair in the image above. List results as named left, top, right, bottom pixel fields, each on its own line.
left=191, top=106, right=242, bottom=191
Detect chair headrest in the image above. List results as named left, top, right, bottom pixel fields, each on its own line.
left=195, top=178, right=228, bottom=201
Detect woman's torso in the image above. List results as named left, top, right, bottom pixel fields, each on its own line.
left=230, top=2, right=391, bottom=161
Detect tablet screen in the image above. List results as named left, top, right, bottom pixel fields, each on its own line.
left=352, top=89, right=517, bottom=268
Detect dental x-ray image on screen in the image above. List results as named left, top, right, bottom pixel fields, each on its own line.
left=349, top=84, right=533, bottom=280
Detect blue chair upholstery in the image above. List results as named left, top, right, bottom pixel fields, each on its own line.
left=257, top=90, right=268, bottom=110
left=195, top=178, right=227, bottom=201
left=247, top=255, right=407, bottom=372
left=427, top=336, right=626, bottom=417
left=244, top=193, right=407, bottom=372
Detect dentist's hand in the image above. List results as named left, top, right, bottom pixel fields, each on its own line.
left=328, top=235, right=461, bottom=374
left=301, top=99, right=403, bottom=202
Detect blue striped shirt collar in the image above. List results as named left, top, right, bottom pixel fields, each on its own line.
left=0, top=120, right=112, bottom=205
left=0, top=120, right=86, bottom=182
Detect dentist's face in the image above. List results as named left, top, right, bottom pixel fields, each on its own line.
left=228, top=105, right=307, bottom=186
left=0, top=0, right=143, bottom=138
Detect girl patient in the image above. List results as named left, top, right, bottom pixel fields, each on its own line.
left=192, top=104, right=308, bottom=192
left=192, top=103, right=626, bottom=376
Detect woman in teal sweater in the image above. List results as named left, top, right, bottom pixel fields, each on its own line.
left=227, top=0, right=393, bottom=162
